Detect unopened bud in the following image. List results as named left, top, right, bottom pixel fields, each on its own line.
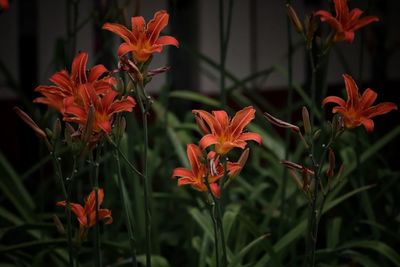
left=82, top=105, right=95, bottom=143
left=119, top=56, right=143, bottom=85
left=326, top=147, right=335, bottom=179
left=264, top=112, right=300, bottom=133
left=313, top=129, right=321, bottom=141
left=281, top=160, right=314, bottom=175
left=287, top=4, right=303, bottom=33
left=52, top=214, right=66, bottom=235
left=14, top=107, right=47, bottom=140
left=117, top=116, right=126, bottom=139
left=302, top=106, right=312, bottom=135
left=53, top=119, right=62, bottom=140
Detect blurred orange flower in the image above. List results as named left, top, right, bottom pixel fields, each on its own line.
left=64, top=84, right=136, bottom=134
left=315, top=0, right=379, bottom=43
left=192, top=106, right=262, bottom=155
left=34, top=52, right=115, bottom=114
left=56, top=188, right=112, bottom=230
left=172, top=144, right=240, bottom=198
left=322, top=74, right=397, bottom=132
left=102, top=10, right=179, bottom=62
left=0, top=0, right=9, bottom=11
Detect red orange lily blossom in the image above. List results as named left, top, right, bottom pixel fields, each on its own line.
left=64, top=84, right=136, bottom=134
left=315, top=0, right=379, bottom=43
left=172, top=144, right=241, bottom=198
left=34, top=52, right=115, bottom=114
left=57, top=188, right=112, bottom=231
left=192, top=106, right=262, bottom=155
left=322, top=74, right=397, bottom=132
left=34, top=52, right=136, bottom=135
left=102, top=10, right=179, bottom=62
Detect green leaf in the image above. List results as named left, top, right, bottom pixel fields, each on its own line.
left=187, top=207, right=214, bottom=240
left=0, top=151, right=35, bottom=221
left=169, top=90, right=220, bottom=108
left=231, top=234, right=268, bottom=267
left=222, top=204, right=241, bottom=240
left=341, top=250, right=381, bottom=267
left=136, top=255, right=170, bottom=267
left=340, top=240, right=400, bottom=266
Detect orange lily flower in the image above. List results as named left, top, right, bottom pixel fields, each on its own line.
left=192, top=106, right=262, bottom=155
left=34, top=52, right=115, bottom=114
left=102, top=10, right=179, bottom=62
left=322, top=74, right=397, bottom=132
left=56, top=188, right=112, bottom=230
left=315, top=0, right=379, bottom=43
left=64, top=84, right=136, bottom=134
left=172, top=144, right=241, bottom=198
left=0, top=0, right=9, bottom=11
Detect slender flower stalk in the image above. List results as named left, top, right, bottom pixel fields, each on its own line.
left=52, top=151, right=75, bottom=267
left=113, top=147, right=138, bottom=267
left=129, top=76, right=152, bottom=267
left=204, top=174, right=221, bottom=267
left=218, top=0, right=234, bottom=108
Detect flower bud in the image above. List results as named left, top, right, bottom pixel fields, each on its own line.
left=14, top=107, right=47, bottom=140
left=264, top=112, right=300, bottom=133
left=302, top=106, right=312, bottom=135
left=287, top=4, right=303, bottom=33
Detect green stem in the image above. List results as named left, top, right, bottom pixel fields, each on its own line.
left=50, top=150, right=74, bottom=267
left=218, top=0, right=234, bottom=108
left=204, top=175, right=220, bottom=267
left=307, top=136, right=334, bottom=267
left=91, top=148, right=102, bottom=267
left=307, top=47, right=317, bottom=128
left=132, top=79, right=152, bottom=267
left=114, top=148, right=138, bottom=267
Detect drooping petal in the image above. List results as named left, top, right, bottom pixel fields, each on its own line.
left=210, top=183, right=221, bottom=198
left=198, top=134, right=219, bottom=150
left=172, top=168, right=194, bottom=179
left=238, top=132, right=262, bottom=145
left=156, top=36, right=179, bottom=47
left=117, top=43, right=135, bottom=57
left=107, top=96, right=136, bottom=115
left=88, top=64, right=108, bottom=82
left=360, top=118, right=374, bottom=133
left=322, top=96, right=346, bottom=107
